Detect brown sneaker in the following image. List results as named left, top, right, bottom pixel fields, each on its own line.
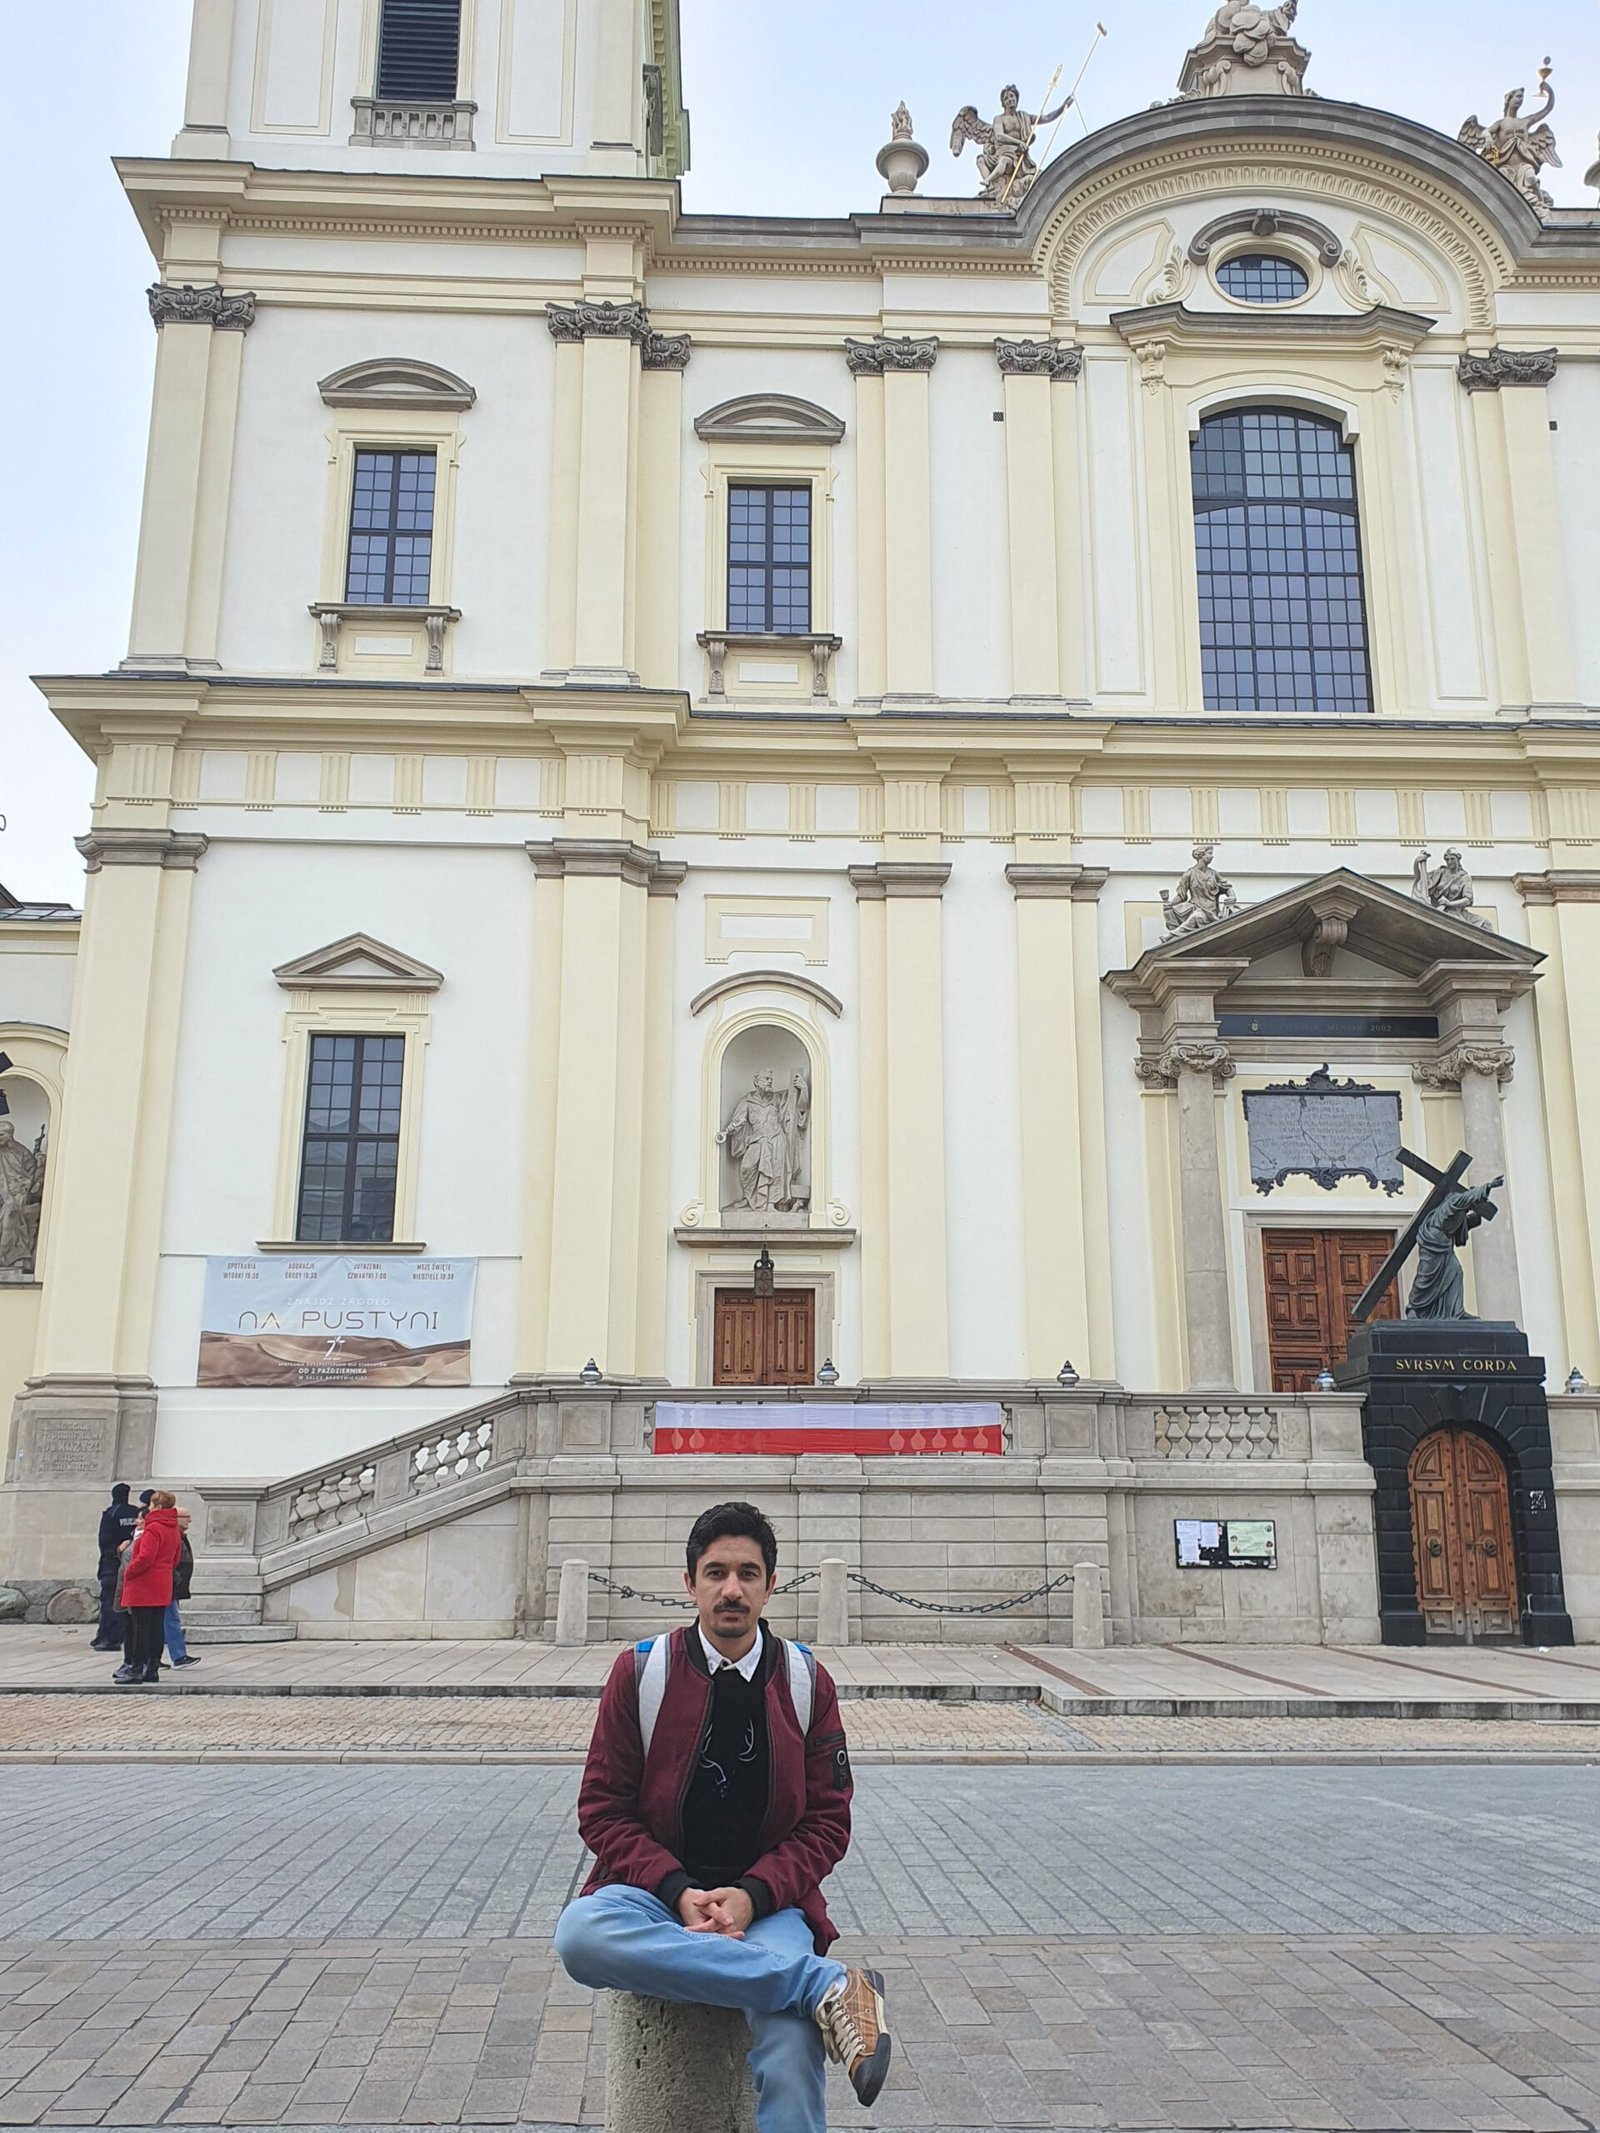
left=815, top=1966, right=891, bottom=2105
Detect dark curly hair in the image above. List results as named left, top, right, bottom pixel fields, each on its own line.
left=685, top=1501, right=778, bottom=1582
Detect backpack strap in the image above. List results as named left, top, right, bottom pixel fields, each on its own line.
left=633, top=1635, right=671, bottom=1761
left=785, top=1638, right=816, bottom=1739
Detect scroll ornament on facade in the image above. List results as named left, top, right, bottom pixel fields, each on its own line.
left=949, top=83, right=1071, bottom=205
left=1178, top=1, right=1309, bottom=99
left=1135, top=1041, right=1237, bottom=1089
left=1410, top=848, right=1490, bottom=929
left=1162, top=844, right=1241, bottom=934
left=1459, top=63, right=1561, bottom=210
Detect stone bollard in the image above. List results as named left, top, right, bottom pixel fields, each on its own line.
left=1072, top=1561, right=1105, bottom=1650
left=555, top=1557, right=590, bottom=1646
left=606, top=1995, right=756, bottom=2133
left=816, top=1557, right=849, bottom=1646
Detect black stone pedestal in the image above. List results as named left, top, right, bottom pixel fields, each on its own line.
left=1334, top=1321, right=1573, bottom=1647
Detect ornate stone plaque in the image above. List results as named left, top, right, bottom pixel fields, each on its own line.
left=1243, top=1065, right=1403, bottom=1195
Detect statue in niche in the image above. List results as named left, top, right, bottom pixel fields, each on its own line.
left=949, top=83, right=1071, bottom=206
left=718, top=1068, right=811, bottom=1214
left=1411, top=849, right=1488, bottom=929
left=0, top=1119, right=46, bottom=1276
left=1162, top=845, right=1240, bottom=935
left=1459, top=66, right=1561, bottom=210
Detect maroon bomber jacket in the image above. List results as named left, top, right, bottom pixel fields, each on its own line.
left=577, top=1622, right=853, bottom=1952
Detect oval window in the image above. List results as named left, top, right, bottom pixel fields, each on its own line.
left=1216, top=253, right=1310, bottom=304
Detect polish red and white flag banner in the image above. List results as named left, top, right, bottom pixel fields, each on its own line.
left=652, top=1401, right=1005, bottom=1457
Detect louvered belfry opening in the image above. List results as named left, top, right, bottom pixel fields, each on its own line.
left=375, top=0, right=462, bottom=101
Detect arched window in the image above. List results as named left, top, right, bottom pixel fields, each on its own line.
left=1191, top=408, right=1372, bottom=714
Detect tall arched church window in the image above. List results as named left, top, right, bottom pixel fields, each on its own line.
left=376, top=0, right=462, bottom=102
left=1191, top=408, right=1372, bottom=714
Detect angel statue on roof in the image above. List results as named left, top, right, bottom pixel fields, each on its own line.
left=1460, top=63, right=1562, bottom=210
left=950, top=82, right=1071, bottom=206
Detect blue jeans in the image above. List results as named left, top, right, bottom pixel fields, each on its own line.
left=162, top=1601, right=187, bottom=1663
left=554, top=1885, right=843, bottom=2133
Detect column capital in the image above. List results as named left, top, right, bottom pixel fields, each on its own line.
left=640, top=330, right=692, bottom=371
left=844, top=335, right=939, bottom=376
left=1458, top=348, right=1558, bottom=392
left=75, top=830, right=208, bottom=874
left=1005, top=864, right=1108, bottom=901
left=526, top=838, right=680, bottom=890
left=545, top=299, right=652, bottom=346
left=995, top=338, right=1082, bottom=380
left=1414, top=1043, right=1516, bottom=1088
left=848, top=862, right=950, bottom=900
left=1135, top=1040, right=1235, bottom=1090
left=146, top=282, right=256, bottom=331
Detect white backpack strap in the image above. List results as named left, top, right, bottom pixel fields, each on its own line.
left=784, top=1638, right=816, bottom=1739
left=634, top=1635, right=671, bottom=1761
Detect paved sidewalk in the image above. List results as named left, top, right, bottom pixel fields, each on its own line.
left=2, top=1692, right=1599, bottom=1763
left=0, top=1763, right=1596, bottom=2127
left=7, top=1626, right=1600, bottom=1712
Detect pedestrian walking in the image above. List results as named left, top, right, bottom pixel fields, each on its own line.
left=163, top=1508, right=201, bottom=1668
left=554, top=1500, right=891, bottom=2130
left=90, top=1482, right=139, bottom=1651
left=113, top=1491, right=182, bottom=1686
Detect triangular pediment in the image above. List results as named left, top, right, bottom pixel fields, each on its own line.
left=273, top=933, right=444, bottom=992
left=1116, top=869, right=1541, bottom=990
left=693, top=394, right=846, bottom=444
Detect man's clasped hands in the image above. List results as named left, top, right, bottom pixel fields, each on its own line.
left=676, top=1886, right=756, bottom=1937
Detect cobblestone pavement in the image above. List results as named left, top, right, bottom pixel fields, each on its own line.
left=3, top=1696, right=1599, bottom=1764
left=0, top=1765, right=1596, bottom=2129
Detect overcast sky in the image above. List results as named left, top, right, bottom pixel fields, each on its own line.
left=3, top=0, right=1597, bottom=903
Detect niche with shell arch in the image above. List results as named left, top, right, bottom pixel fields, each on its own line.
left=702, top=1006, right=828, bottom=1231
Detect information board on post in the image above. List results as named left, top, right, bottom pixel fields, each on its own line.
left=198, top=1256, right=475, bottom=1389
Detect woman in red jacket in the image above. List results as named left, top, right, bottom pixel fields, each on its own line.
left=114, top=1492, right=181, bottom=1685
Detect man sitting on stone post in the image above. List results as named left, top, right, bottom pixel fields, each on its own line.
left=554, top=1500, right=891, bottom=2126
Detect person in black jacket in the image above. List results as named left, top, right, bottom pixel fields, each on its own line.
left=91, top=1484, right=140, bottom=1652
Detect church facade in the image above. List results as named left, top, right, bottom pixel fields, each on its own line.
left=5, top=0, right=1600, bottom=1647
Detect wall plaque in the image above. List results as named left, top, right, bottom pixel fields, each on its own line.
left=1243, top=1065, right=1402, bottom=1195
left=1174, top=1518, right=1277, bottom=1570
left=26, top=1418, right=110, bottom=1483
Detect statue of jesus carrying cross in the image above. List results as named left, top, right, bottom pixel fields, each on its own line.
left=1352, top=1147, right=1505, bottom=1326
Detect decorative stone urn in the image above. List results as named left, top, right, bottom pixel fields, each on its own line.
left=876, top=102, right=929, bottom=195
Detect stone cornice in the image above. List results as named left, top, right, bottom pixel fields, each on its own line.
left=1005, top=864, right=1109, bottom=900
left=1515, top=871, right=1600, bottom=905
left=844, top=335, right=939, bottom=375
left=994, top=339, right=1082, bottom=379
left=1457, top=348, right=1559, bottom=392
left=1114, top=300, right=1435, bottom=351
left=848, top=862, right=951, bottom=899
left=147, top=281, right=256, bottom=331
left=525, top=839, right=683, bottom=892
left=75, top=830, right=208, bottom=873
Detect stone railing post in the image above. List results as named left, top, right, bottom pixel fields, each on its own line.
left=556, top=1556, right=590, bottom=1646
left=1072, top=1560, right=1105, bottom=1649
left=816, top=1557, right=849, bottom=1645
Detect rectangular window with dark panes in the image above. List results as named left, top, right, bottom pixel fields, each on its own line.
left=295, top=1034, right=405, bottom=1243
left=344, top=448, right=436, bottom=605
left=727, top=484, right=811, bottom=634
left=376, top=0, right=461, bottom=100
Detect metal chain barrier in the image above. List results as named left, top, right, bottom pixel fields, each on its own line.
left=586, top=1566, right=1070, bottom=1616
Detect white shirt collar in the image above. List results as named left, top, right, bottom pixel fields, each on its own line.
left=699, top=1624, right=763, bottom=1680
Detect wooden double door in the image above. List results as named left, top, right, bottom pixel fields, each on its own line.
left=1409, top=1428, right=1519, bottom=1640
left=1263, top=1228, right=1397, bottom=1392
left=713, top=1288, right=815, bottom=1385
